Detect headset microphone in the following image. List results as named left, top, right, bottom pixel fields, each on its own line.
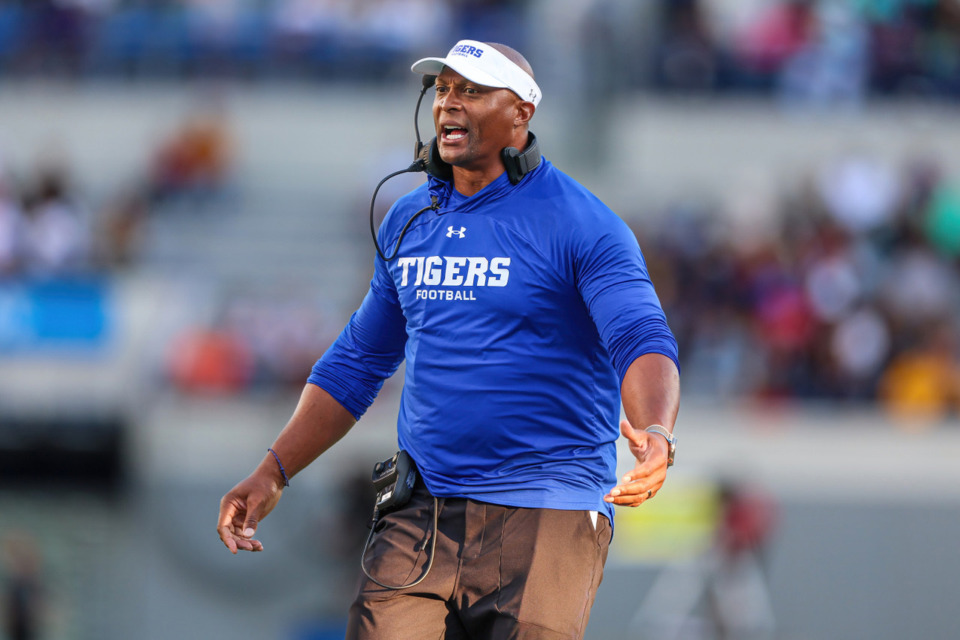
left=368, top=77, right=438, bottom=262
left=414, top=75, right=436, bottom=166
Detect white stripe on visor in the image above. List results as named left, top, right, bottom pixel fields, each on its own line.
left=411, top=39, right=542, bottom=107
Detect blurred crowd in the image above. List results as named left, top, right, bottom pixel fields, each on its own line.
left=0, top=0, right=524, bottom=80
left=1, top=0, right=958, bottom=104
left=647, top=0, right=960, bottom=103
left=0, top=104, right=232, bottom=277
left=633, top=151, right=960, bottom=420
left=0, top=105, right=345, bottom=394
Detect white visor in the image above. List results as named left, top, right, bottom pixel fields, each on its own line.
left=411, top=40, right=541, bottom=107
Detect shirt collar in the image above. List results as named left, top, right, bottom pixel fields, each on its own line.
left=427, top=163, right=541, bottom=212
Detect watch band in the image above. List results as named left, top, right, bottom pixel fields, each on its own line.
left=644, top=424, right=676, bottom=467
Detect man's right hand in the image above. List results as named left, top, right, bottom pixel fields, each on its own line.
left=217, top=466, right=285, bottom=554
left=215, top=385, right=359, bottom=554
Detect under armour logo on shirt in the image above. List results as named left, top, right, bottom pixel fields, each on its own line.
left=447, top=226, right=467, bottom=238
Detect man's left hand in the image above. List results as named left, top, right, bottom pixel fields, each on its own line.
left=604, top=419, right=669, bottom=507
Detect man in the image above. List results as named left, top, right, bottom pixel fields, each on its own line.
left=218, top=40, right=680, bottom=639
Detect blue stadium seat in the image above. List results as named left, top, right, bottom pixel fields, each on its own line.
left=0, top=5, right=26, bottom=68
left=86, top=6, right=151, bottom=74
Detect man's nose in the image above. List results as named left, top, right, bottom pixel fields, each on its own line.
left=439, top=91, right=462, bottom=110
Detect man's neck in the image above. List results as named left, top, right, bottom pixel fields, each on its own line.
left=449, top=130, right=532, bottom=196
left=452, top=166, right=505, bottom=197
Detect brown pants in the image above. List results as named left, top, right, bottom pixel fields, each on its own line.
left=347, top=481, right=612, bottom=640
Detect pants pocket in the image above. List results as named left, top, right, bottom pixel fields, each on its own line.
left=497, top=508, right=608, bottom=638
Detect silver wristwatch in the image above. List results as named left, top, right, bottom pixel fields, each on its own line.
left=644, top=425, right=677, bottom=467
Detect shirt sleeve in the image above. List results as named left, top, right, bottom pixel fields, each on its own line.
left=307, top=256, right=408, bottom=419
left=575, top=215, right=679, bottom=383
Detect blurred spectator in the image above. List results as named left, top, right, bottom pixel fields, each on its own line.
left=167, top=326, right=255, bottom=394
left=879, top=242, right=959, bottom=328
left=815, top=151, right=901, bottom=234
left=828, top=305, right=891, bottom=398
left=19, top=161, right=92, bottom=276
left=631, top=478, right=778, bottom=639
left=922, top=178, right=960, bottom=257
left=778, top=0, right=870, bottom=109
left=879, top=320, right=960, bottom=425
left=728, top=0, right=817, bottom=88
left=149, top=103, right=234, bottom=205
left=651, top=0, right=721, bottom=92
left=707, top=479, right=779, bottom=640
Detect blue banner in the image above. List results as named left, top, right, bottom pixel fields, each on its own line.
left=0, top=278, right=112, bottom=352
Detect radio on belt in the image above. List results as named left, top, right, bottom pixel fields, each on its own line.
left=371, top=450, right=417, bottom=515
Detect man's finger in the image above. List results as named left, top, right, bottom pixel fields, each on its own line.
left=232, top=535, right=264, bottom=552
left=603, top=483, right=659, bottom=507
left=219, top=518, right=265, bottom=553
left=608, top=481, right=646, bottom=501
left=603, top=490, right=654, bottom=506
left=217, top=500, right=241, bottom=553
left=621, top=459, right=666, bottom=484
left=221, top=534, right=238, bottom=554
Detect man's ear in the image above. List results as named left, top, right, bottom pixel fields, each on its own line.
left=515, top=101, right=535, bottom=127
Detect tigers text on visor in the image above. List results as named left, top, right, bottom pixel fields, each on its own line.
left=411, top=40, right=542, bottom=107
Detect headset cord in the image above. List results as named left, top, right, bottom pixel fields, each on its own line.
left=368, top=167, right=438, bottom=262
left=360, top=496, right=439, bottom=590
left=368, top=76, right=438, bottom=262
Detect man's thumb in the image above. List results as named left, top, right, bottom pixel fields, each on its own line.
left=242, top=508, right=259, bottom=538
left=620, top=418, right=641, bottom=444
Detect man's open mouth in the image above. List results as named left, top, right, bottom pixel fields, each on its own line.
left=442, top=125, right=468, bottom=141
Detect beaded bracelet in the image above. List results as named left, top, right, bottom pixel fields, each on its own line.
left=267, top=448, right=290, bottom=487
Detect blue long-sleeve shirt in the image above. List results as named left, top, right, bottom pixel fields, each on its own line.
left=309, top=159, right=678, bottom=523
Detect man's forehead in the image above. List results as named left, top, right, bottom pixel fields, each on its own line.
left=434, top=67, right=521, bottom=102
left=436, top=67, right=496, bottom=88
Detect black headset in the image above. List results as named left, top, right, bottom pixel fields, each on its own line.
left=369, top=74, right=542, bottom=262
left=413, top=131, right=540, bottom=186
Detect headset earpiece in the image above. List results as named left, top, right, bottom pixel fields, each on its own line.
left=501, top=133, right=541, bottom=185
left=417, top=137, right=454, bottom=182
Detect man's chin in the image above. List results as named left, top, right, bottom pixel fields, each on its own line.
left=438, top=144, right=473, bottom=167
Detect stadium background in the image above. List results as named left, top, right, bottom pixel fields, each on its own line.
left=1, top=0, right=959, bottom=638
